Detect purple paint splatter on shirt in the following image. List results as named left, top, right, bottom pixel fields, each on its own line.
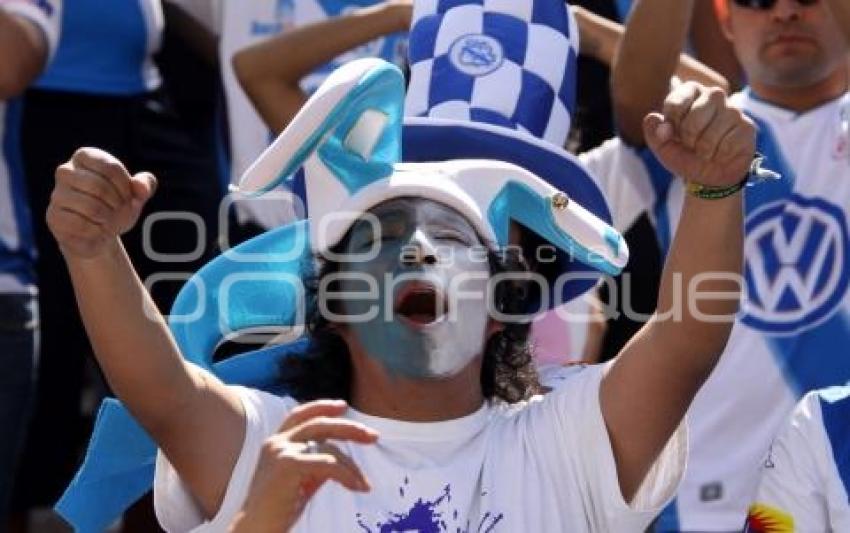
left=358, top=484, right=504, bottom=532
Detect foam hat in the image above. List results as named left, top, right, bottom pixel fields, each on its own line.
left=240, top=0, right=629, bottom=304
left=239, top=57, right=627, bottom=278
left=258, top=0, right=628, bottom=306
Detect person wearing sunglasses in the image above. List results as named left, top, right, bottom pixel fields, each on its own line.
left=600, top=0, right=850, bottom=531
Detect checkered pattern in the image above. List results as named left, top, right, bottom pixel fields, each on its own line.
left=405, top=0, right=579, bottom=147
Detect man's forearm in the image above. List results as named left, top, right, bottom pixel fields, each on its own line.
left=65, top=240, right=201, bottom=432
left=602, top=191, right=742, bottom=501
left=0, top=9, right=48, bottom=98
left=234, top=2, right=410, bottom=133
left=612, top=0, right=695, bottom=145
left=655, top=193, right=743, bottom=375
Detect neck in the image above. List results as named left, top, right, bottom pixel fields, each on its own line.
left=749, top=67, right=848, bottom=113
left=348, top=351, right=485, bottom=422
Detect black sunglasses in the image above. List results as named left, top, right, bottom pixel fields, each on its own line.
left=732, top=0, right=818, bottom=9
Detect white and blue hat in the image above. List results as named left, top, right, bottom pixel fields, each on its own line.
left=239, top=57, right=627, bottom=305
left=401, top=0, right=612, bottom=304
left=241, top=0, right=627, bottom=307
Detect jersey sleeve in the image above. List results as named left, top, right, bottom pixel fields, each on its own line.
left=153, top=386, right=296, bottom=532
left=746, top=391, right=835, bottom=532
left=578, top=138, right=660, bottom=233
left=2, top=0, right=62, bottom=59
left=527, top=363, right=687, bottom=531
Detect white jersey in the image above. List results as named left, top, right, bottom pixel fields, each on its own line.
left=745, top=387, right=850, bottom=533
left=0, top=0, right=61, bottom=294
left=170, top=0, right=407, bottom=229
left=586, top=90, right=850, bottom=530
left=154, top=364, right=687, bottom=532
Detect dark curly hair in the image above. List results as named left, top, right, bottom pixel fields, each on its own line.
left=278, top=246, right=543, bottom=404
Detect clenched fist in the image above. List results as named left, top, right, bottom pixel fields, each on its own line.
left=644, top=81, right=757, bottom=188
left=47, top=147, right=157, bottom=259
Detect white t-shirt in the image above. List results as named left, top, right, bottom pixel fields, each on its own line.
left=154, top=364, right=687, bottom=532
left=0, top=0, right=61, bottom=294
left=747, top=387, right=850, bottom=533
left=589, top=90, right=850, bottom=530
left=169, top=0, right=407, bottom=230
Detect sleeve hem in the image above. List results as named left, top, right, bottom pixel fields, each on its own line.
left=590, top=365, right=688, bottom=518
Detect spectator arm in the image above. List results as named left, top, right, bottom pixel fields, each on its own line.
left=0, top=9, right=49, bottom=98
left=611, top=0, right=696, bottom=146
left=233, top=1, right=411, bottom=134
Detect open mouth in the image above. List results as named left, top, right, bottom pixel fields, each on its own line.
left=394, top=282, right=447, bottom=326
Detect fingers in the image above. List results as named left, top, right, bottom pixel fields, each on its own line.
left=47, top=203, right=105, bottom=240
left=130, top=172, right=158, bottom=203
left=259, top=437, right=371, bottom=494
left=287, top=416, right=379, bottom=445
left=295, top=441, right=371, bottom=493
left=717, top=116, right=756, bottom=164
left=55, top=164, right=123, bottom=211
left=50, top=184, right=113, bottom=227
left=662, top=84, right=733, bottom=161
left=643, top=113, right=673, bottom=148
left=71, top=147, right=133, bottom=203
left=679, top=87, right=724, bottom=153
left=278, top=399, right=349, bottom=432
left=695, top=108, right=740, bottom=163
left=661, top=81, right=700, bottom=135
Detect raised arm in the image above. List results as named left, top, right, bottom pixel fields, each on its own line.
left=600, top=82, right=754, bottom=501
left=612, top=0, right=704, bottom=146
left=233, top=1, right=411, bottom=134
left=0, top=8, right=50, bottom=98
left=574, top=2, right=727, bottom=97
left=47, top=148, right=244, bottom=519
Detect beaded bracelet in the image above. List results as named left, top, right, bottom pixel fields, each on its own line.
left=685, top=153, right=780, bottom=200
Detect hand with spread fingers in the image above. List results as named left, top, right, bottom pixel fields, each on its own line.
left=643, top=81, right=757, bottom=188
left=47, top=147, right=157, bottom=259
left=230, top=400, right=379, bottom=533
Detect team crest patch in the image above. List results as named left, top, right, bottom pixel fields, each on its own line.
left=745, top=503, right=794, bottom=532
left=448, top=34, right=504, bottom=77
left=741, top=194, right=850, bottom=334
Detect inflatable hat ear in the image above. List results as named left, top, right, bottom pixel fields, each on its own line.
left=239, top=58, right=406, bottom=209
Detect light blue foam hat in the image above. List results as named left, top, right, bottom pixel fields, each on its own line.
left=55, top=1, right=629, bottom=529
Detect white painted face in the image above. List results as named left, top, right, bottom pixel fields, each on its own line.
left=335, top=197, right=493, bottom=379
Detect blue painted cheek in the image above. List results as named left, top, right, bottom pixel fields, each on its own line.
left=338, top=258, right=434, bottom=378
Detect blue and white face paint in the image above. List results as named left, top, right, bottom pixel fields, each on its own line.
left=334, top=198, right=492, bottom=379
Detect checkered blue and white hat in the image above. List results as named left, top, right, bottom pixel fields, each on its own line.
left=400, top=0, right=620, bottom=304
left=405, top=0, right=579, bottom=145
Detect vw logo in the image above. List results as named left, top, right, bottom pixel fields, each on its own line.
left=448, top=34, right=504, bottom=77
left=742, top=195, right=850, bottom=334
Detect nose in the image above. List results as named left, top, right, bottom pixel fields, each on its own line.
left=771, top=0, right=803, bottom=21
left=401, top=229, right=438, bottom=266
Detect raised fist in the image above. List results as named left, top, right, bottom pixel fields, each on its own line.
left=644, top=81, right=757, bottom=188
left=47, top=147, right=157, bottom=259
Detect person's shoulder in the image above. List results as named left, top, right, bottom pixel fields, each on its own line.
left=229, top=385, right=299, bottom=431
left=537, top=362, right=600, bottom=389
left=2, top=0, right=62, bottom=53
left=495, top=363, right=604, bottom=417
left=810, top=386, right=850, bottom=437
